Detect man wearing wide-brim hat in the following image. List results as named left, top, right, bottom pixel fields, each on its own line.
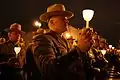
left=28, top=4, right=94, bottom=80
left=0, top=23, right=26, bottom=80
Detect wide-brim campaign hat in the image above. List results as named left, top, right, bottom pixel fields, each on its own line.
left=8, top=23, right=25, bottom=34
left=39, top=4, right=74, bottom=22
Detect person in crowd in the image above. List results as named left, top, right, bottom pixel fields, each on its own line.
left=116, top=40, right=120, bottom=49
left=99, top=38, right=107, bottom=50
left=0, top=23, right=26, bottom=80
left=25, top=4, right=96, bottom=80
left=0, top=38, right=6, bottom=44
left=88, top=34, right=108, bottom=80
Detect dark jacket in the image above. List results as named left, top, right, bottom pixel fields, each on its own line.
left=0, top=40, right=26, bottom=79
left=28, top=31, right=90, bottom=80
left=25, top=44, right=42, bottom=80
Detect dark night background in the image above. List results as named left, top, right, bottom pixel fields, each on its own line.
left=0, top=0, right=120, bottom=46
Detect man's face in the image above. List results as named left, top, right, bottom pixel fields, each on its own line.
left=8, top=31, right=21, bottom=42
left=48, top=16, right=69, bottom=33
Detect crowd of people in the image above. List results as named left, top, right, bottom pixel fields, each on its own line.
left=0, top=4, right=120, bottom=80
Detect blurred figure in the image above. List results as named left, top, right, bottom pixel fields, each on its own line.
left=92, top=32, right=100, bottom=49
left=116, top=40, right=120, bottom=49
left=99, top=38, right=107, bottom=50
left=88, top=34, right=108, bottom=80
left=0, top=23, right=26, bottom=80
left=0, top=38, right=6, bottom=44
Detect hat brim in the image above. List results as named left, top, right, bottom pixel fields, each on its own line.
left=8, top=29, right=25, bottom=35
left=40, top=11, right=74, bottom=22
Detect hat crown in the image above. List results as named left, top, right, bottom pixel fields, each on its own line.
left=47, top=4, right=65, bottom=12
left=40, top=4, right=74, bottom=22
left=9, top=23, right=21, bottom=31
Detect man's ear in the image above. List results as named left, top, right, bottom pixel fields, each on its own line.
left=49, top=19, right=55, bottom=25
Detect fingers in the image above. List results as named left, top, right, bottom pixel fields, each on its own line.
left=79, top=28, right=93, bottom=35
left=79, top=27, right=93, bottom=40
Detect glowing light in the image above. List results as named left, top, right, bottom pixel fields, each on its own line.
left=109, top=45, right=112, bottom=49
left=112, top=47, right=115, bottom=49
left=101, top=50, right=106, bottom=55
left=14, top=47, right=21, bottom=57
left=34, top=21, right=41, bottom=27
left=82, top=9, right=94, bottom=21
left=65, top=32, right=71, bottom=39
left=82, top=9, right=94, bottom=28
